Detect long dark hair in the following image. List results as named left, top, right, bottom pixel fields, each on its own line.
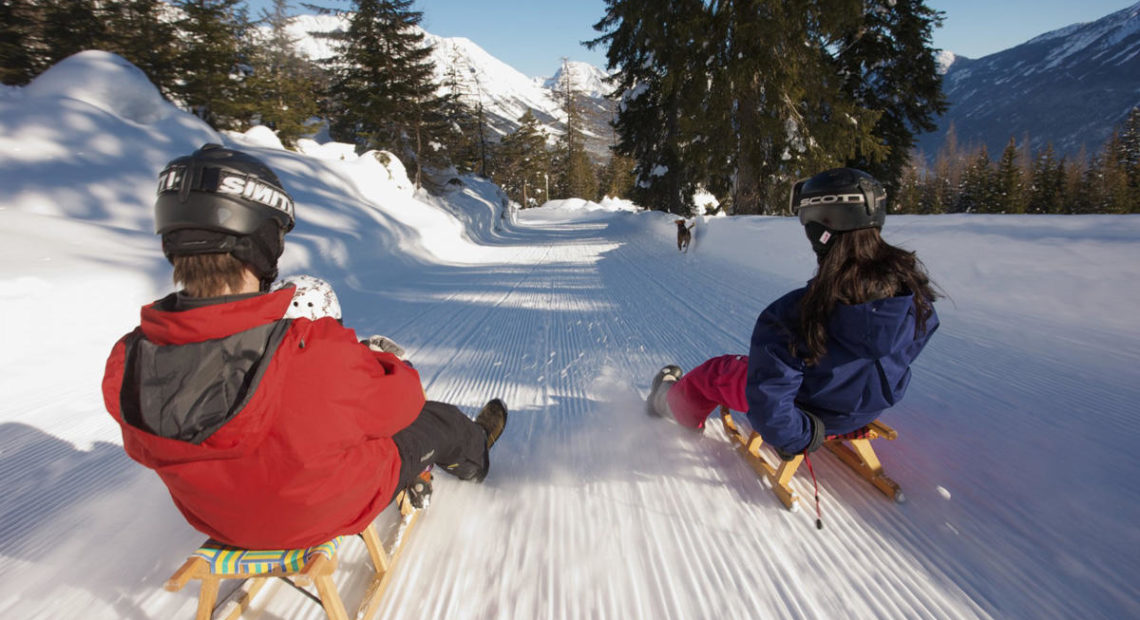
left=793, top=227, right=938, bottom=366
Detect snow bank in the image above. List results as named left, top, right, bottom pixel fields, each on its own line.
left=529, top=197, right=639, bottom=217
left=224, top=125, right=286, bottom=150
left=24, top=51, right=171, bottom=125
left=295, top=138, right=358, bottom=161
left=0, top=52, right=223, bottom=231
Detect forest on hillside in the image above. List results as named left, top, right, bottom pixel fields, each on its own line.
left=3, top=0, right=1137, bottom=214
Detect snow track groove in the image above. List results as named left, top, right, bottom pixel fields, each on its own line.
left=361, top=213, right=994, bottom=620
left=5, top=209, right=1137, bottom=619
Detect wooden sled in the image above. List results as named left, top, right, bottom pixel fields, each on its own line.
left=165, top=473, right=431, bottom=620
left=718, top=406, right=902, bottom=510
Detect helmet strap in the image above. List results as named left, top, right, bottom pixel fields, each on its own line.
left=231, top=223, right=283, bottom=287
left=162, top=223, right=283, bottom=289
left=805, top=221, right=840, bottom=260
left=162, top=229, right=238, bottom=259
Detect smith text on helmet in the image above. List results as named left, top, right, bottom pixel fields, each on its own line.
left=217, top=171, right=294, bottom=221
left=157, top=164, right=294, bottom=222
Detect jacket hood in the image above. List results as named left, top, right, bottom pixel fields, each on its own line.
left=828, top=293, right=918, bottom=359
left=140, top=288, right=293, bottom=345
left=119, top=289, right=297, bottom=463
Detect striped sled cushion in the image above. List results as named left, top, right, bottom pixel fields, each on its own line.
left=190, top=537, right=343, bottom=575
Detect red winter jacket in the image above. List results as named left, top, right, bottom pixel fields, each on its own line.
left=102, top=287, right=425, bottom=549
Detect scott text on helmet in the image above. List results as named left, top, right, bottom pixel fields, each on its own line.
left=797, top=193, right=866, bottom=208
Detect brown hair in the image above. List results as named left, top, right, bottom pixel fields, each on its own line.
left=172, top=253, right=248, bottom=298
left=793, top=228, right=938, bottom=366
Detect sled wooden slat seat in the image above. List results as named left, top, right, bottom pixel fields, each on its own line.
left=718, top=406, right=903, bottom=510
left=164, top=483, right=427, bottom=620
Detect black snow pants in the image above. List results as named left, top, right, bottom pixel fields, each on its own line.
left=391, top=400, right=488, bottom=495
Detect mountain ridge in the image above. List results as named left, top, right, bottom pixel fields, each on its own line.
left=283, top=15, right=617, bottom=162
left=918, top=2, right=1140, bottom=160
left=280, top=8, right=1139, bottom=168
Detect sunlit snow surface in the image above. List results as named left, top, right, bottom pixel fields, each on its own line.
left=2, top=52, right=1138, bottom=619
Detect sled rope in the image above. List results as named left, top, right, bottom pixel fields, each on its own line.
left=803, top=453, right=823, bottom=530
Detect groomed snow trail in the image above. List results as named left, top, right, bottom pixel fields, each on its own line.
left=4, top=206, right=1137, bottom=620
left=349, top=210, right=991, bottom=620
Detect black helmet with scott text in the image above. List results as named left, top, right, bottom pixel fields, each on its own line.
left=790, top=168, right=886, bottom=258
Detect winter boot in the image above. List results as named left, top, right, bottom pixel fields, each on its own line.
left=647, top=365, right=683, bottom=419
left=476, top=398, right=508, bottom=450
left=466, top=399, right=508, bottom=483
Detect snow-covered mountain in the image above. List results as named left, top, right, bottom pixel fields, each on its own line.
left=934, top=50, right=958, bottom=75
left=542, top=60, right=613, bottom=99
left=425, top=33, right=562, bottom=134
left=284, top=15, right=617, bottom=161
left=919, top=2, right=1140, bottom=159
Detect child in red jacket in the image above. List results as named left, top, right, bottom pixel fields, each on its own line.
left=103, top=144, right=507, bottom=549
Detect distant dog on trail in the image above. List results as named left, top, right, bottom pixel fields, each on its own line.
left=675, top=219, right=695, bottom=252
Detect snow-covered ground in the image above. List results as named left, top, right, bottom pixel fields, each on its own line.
left=2, top=52, right=1139, bottom=619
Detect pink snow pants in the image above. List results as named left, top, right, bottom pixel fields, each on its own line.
left=666, top=355, right=750, bottom=429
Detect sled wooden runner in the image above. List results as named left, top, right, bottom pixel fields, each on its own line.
left=718, top=406, right=903, bottom=509
left=164, top=481, right=428, bottom=620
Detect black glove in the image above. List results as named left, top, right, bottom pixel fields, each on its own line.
left=404, top=471, right=433, bottom=510
left=775, top=410, right=826, bottom=461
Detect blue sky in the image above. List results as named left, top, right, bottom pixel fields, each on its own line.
left=282, top=1, right=1139, bottom=78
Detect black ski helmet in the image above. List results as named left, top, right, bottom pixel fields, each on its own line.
left=790, top=168, right=886, bottom=258
left=790, top=167, right=886, bottom=231
left=155, top=144, right=294, bottom=283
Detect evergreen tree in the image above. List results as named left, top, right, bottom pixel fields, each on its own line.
left=322, top=0, right=451, bottom=186
left=1062, top=150, right=1088, bottom=215
left=592, top=1, right=913, bottom=215
left=468, top=99, right=490, bottom=177
left=408, top=83, right=463, bottom=187
left=1111, top=107, right=1140, bottom=212
left=0, top=0, right=38, bottom=85
left=922, top=164, right=952, bottom=215
left=243, top=0, right=321, bottom=147
left=553, top=147, right=598, bottom=200
left=590, top=0, right=707, bottom=214
left=924, top=122, right=961, bottom=214
left=838, top=0, right=947, bottom=195
left=1098, top=134, right=1133, bottom=214
left=893, top=154, right=923, bottom=214
left=2, top=0, right=177, bottom=91
left=40, top=0, right=106, bottom=66
left=552, top=58, right=598, bottom=200
left=994, top=137, right=1026, bottom=213
left=493, top=110, right=550, bottom=207
left=1018, top=132, right=1034, bottom=180
left=438, top=48, right=487, bottom=176
left=171, top=0, right=252, bottom=129
left=957, top=145, right=993, bottom=213
left=103, top=0, right=179, bottom=95
left=1028, top=144, right=1063, bottom=214
left=598, top=151, right=636, bottom=200
left=713, top=0, right=885, bottom=214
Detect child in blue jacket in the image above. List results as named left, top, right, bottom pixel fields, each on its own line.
left=648, top=168, right=940, bottom=459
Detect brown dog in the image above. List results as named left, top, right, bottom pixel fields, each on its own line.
left=675, top=219, right=695, bottom=252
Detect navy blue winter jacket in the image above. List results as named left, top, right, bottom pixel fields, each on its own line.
left=744, top=285, right=939, bottom=453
